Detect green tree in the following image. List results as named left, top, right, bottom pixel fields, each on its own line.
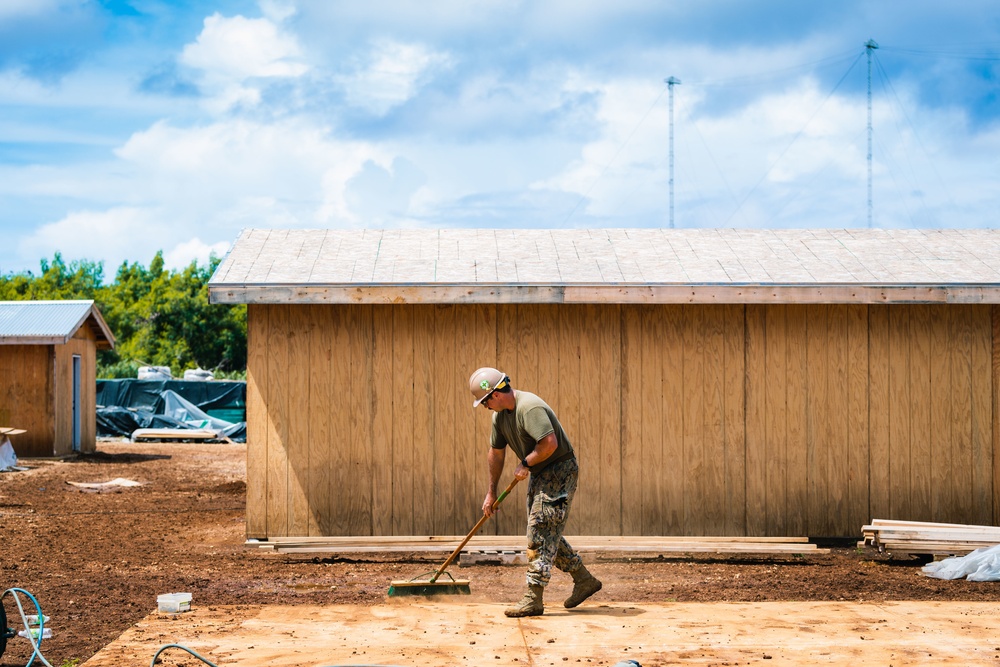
left=0, top=252, right=247, bottom=378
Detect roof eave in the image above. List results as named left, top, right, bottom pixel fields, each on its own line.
left=208, top=282, right=1000, bottom=305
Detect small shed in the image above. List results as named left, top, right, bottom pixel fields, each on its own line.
left=209, top=228, right=1000, bottom=539
left=0, top=300, right=115, bottom=457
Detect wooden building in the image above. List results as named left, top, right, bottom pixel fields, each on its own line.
left=209, top=228, right=1000, bottom=539
left=0, top=300, right=115, bottom=457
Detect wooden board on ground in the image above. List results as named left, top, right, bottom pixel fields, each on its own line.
left=247, top=535, right=828, bottom=557
left=83, top=601, right=1000, bottom=667
left=130, top=428, right=220, bottom=441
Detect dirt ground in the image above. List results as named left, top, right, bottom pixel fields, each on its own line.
left=2, top=441, right=1000, bottom=667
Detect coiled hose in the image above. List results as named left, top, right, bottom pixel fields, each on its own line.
left=1, top=588, right=220, bottom=667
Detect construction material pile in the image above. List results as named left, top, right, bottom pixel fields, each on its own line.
left=861, top=519, right=1000, bottom=557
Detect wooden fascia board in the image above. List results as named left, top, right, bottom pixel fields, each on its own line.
left=209, top=282, right=1000, bottom=305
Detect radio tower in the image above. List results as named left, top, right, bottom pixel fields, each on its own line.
left=665, top=76, right=681, bottom=228
left=865, top=39, right=878, bottom=228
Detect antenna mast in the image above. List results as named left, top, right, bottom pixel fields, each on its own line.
left=665, top=76, right=681, bottom=228
left=865, top=39, right=878, bottom=228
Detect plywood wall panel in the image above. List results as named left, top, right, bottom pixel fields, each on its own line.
left=246, top=302, right=995, bottom=538
left=265, top=304, right=290, bottom=536
left=910, top=305, right=933, bottom=521
left=245, top=305, right=268, bottom=537
left=0, top=345, right=53, bottom=457
left=846, top=305, right=870, bottom=532
left=970, top=305, right=992, bottom=526
left=286, top=305, right=312, bottom=536
left=310, top=305, right=335, bottom=536
left=993, top=305, right=1000, bottom=523
left=744, top=306, right=767, bottom=536
left=722, top=304, right=746, bottom=536
left=868, top=306, right=891, bottom=522
left=388, top=306, right=415, bottom=535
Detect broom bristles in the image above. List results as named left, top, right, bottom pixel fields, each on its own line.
left=387, top=579, right=471, bottom=596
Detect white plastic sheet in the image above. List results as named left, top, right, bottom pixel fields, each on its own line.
left=921, top=543, right=1000, bottom=581
left=0, top=437, right=18, bottom=471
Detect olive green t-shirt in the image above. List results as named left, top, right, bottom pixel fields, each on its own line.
left=490, top=390, right=575, bottom=471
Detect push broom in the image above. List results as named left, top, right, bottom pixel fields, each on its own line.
left=388, top=476, right=520, bottom=596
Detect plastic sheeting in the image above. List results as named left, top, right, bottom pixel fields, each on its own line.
left=97, top=379, right=245, bottom=415
left=921, top=544, right=1000, bottom=581
left=96, top=379, right=246, bottom=442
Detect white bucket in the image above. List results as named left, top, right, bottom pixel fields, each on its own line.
left=157, top=592, right=192, bottom=613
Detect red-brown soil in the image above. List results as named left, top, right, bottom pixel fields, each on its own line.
left=1, top=441, right=998, bottom=666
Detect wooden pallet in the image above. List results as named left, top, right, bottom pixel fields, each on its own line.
left=247, top=535, right=828, bottom=557
left=861, top=519, right=1000, bottom=557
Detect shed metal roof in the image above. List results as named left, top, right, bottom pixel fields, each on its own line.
left=208, top=228, right=1000, bottom=305
left=0, top=300, right=116, bottom=349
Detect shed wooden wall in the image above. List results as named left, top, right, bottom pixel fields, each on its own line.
left=0, top=345, right=55, bottom=457
left=246, top=303, right=999, bottom=539
left=0, top=332, right=98, bottom=457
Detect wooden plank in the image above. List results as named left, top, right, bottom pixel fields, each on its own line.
left=311, top=306, right=334, bottom=536
left=411, top=306, right=436, bottom=534
left=600, top=304, right=622, bottom=535
left=868, top=305, right=891, bottom=521
left=286, top=305, right=311, bottom=535
left=846, top=304, right=869, bottom=533
left=951, top=304, right=974, bottom=523
left=723, top=304, right=746, bottom=536
left=683, top=305, right=707, bottom=535
left=265, top=304, right=289, bottom=536
left=259, top=534, right=814, bottom=545
left=245, top=305, right=268, bottom=537
left=620, top=307, right=643, bottom=535
left=327, top=305, right=351, bottom=534
left=212, top=283, right=1000, bottom=306
left=370, top=305, right=392, bottom=536
left=910, top=304, right=932, bottom=521
left=433, top=305, right=459, bottom=535
left=788, top=304, right=809, bottom=536
left=744, top=305, right=767, bottom=536
left=765, top=306, right=788, bottom=535
left=355, top=305, right=375, bottom=534
left=702, top=305, right=726, bottom=534
left=264, top=543, right=829, bottom=555
left=641, top=307, right=666, bottom=534
left=888, top=306, right=911, bottom=518
left=392, top=306, right=416, bottom=536
left=970, top=305, right=992, bottom=525
left=930, top=305, right=952, bottom=522
left=993, top=305, right=1000, bottom=524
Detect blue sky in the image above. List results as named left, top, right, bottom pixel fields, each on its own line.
left=1, top=1, right=998, bottom=276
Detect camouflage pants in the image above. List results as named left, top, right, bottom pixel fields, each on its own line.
left=524, top=457, right=582, bottom=587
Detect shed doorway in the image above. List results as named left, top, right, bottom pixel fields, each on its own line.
left=72, top=354, right=81, bottom=452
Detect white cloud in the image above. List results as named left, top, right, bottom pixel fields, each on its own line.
left=180, top=12, right=307, bottom=88
left=17, top=207, right=170, bottom=271
left=164, top=237, right=232, bottom=270
left=340, top=39, right=451, bottom=115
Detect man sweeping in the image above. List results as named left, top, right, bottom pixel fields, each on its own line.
left=469, top=367, right=603, bottom=617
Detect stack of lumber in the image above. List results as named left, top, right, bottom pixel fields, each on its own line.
left=247, top=535, right=828, bottom=557
left=861, top=519, right=1000, bottom=556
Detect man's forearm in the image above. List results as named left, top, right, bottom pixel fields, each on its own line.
left=487, top=447, right=505, bottom=493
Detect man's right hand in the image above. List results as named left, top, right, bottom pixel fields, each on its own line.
left=482, top=492, right=498, bottom=517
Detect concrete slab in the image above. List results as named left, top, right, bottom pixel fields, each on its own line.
left=83, top=600, right=1000, bottom=666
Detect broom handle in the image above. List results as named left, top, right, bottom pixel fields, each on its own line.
left=429, top=476, right=521, bottom=583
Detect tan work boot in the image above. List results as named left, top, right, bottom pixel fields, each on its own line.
left=504, top=584, right=544, bottom=617
left=564, top=565, right=602, bottom=608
